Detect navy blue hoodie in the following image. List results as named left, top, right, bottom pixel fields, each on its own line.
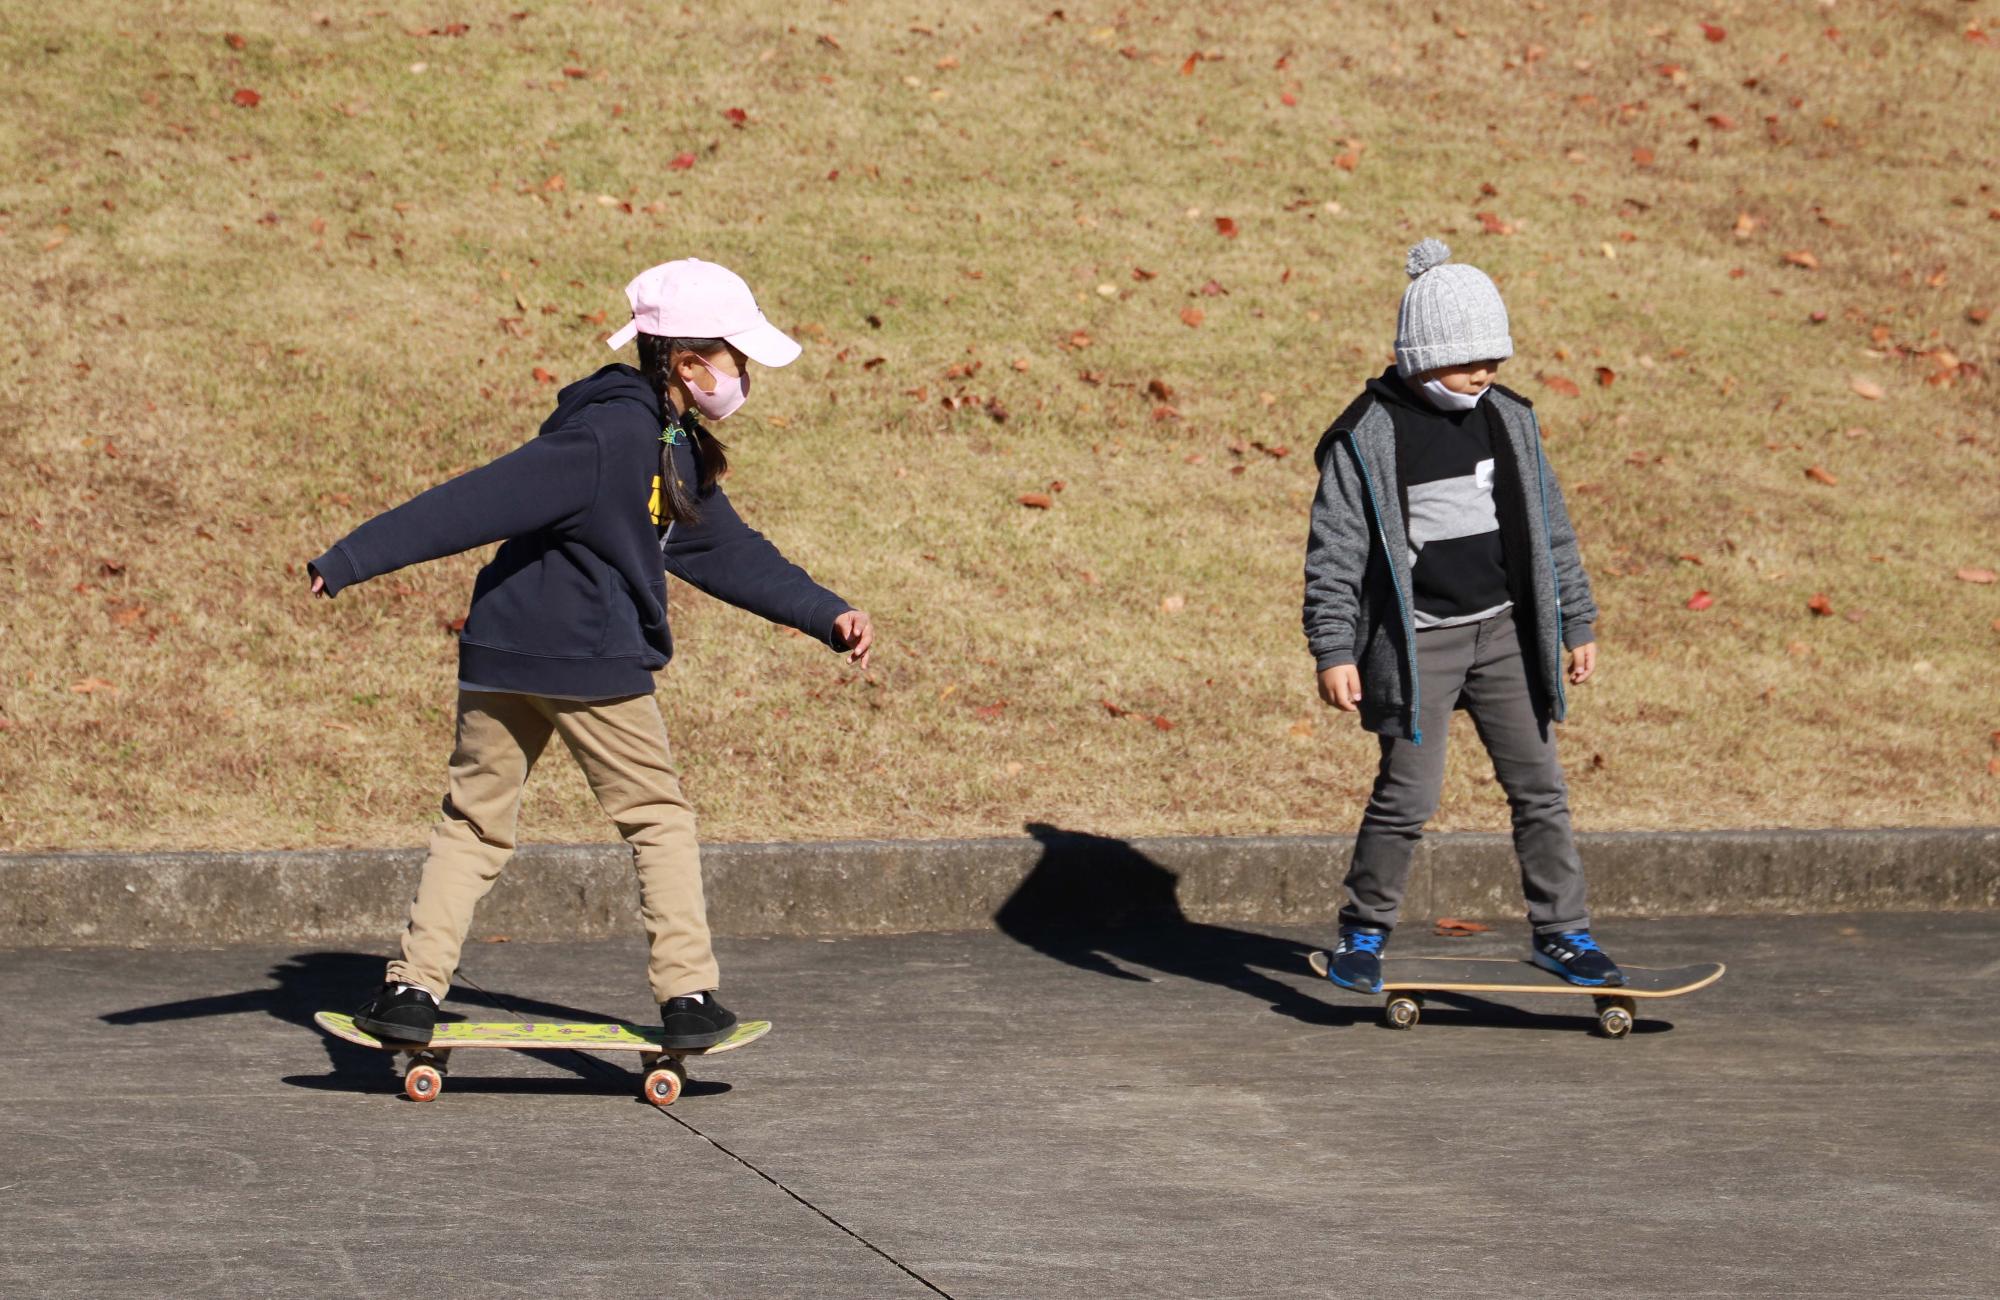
left=309, top=364, right=852, bottom=698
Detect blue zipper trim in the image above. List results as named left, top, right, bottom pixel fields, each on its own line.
left=1345, top=432, right=1422, bottom=745
left=1528, top=411, right=1566, bottom=717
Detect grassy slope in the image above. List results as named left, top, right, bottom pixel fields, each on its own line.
left=1, top=1, right=1995, bottom=851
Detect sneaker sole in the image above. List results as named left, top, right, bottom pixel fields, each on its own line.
left=1528, top=951, right=1623, bottom=988
left=352, top=1015, right=434, bottom=1045
left=1323, top=968, right=1384, bottom=996
left=659, top=1024, right=736, bottom=1051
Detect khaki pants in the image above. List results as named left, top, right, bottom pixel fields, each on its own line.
left=386, top=690, right=718, bottom=1003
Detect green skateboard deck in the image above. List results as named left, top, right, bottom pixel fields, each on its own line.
left=1306, top=952, right=1724, bottom=1037
left=313, top=1011, right=771, bottom=1104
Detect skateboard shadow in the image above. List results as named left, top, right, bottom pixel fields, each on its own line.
left=1411, top=991, right=1675, bottom=1036
left=101, top=951, right=652, bottom=1088
left=278, top=1072, right=734, bottom=1100
left=995, top=823, right=1364, bottom=1028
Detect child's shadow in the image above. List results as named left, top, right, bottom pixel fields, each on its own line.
left=996, top=823, right=1362, bottom=1028
left=100, top=952, right=719, bottom=1096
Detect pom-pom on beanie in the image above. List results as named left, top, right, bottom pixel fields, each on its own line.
left=1394, top=239, right=1514, bottom=378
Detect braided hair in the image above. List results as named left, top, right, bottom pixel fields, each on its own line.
left=635, top=332, right=731, bottom=525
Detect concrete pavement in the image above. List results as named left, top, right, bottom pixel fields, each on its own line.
left=3, top=913, right=1996, bottom=1298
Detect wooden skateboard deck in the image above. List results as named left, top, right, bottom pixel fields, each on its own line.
left=313, top=1011, right=771, bottom=1104
left=1306, top=953, right=1724, bottom=1037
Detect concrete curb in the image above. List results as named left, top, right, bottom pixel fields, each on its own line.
left=3, top=826, right=1995, bottom=948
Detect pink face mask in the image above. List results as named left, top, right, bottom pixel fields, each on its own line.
left=685, top=355, right=749, bottom=421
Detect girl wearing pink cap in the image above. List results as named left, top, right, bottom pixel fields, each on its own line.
left=308, top=259, right=872, bottom=1050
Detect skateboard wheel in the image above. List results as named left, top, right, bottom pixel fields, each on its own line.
left=404, top=1063, right=443, bottom=1102
left=1384, top=996, right=1421, bottom=1030
left=1596, top=998, right=1636, bottom=1039
left=643, top=1063, right=685, bottom=1108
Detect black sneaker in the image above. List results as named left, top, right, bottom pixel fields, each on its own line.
left=353, top=982, right=439, bottom=1044
left=1531, top=930, right=1626, bottom=987
left=1324, top=926, right=1389, bottom=994
left=660, top=992, right=739, bottom=1050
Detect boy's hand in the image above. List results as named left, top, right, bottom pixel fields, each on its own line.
left=1317, top=664, right=1363, bottom=712
left=1568, top=641, right=1597, bottom=685
left=308, top=566, right=329, bottom=599
left=833, top=609, right=874, bottom=671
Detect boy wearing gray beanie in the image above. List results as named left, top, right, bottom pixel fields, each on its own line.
left=1302, top=239, right=1619, bottom=994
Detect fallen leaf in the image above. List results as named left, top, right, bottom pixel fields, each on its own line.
left=668, top=152, right=696, bottom=170
left=70, top=677, right=118, bottom=694
left=1632, top=146, right=1656, bottom=167
left=1807, top=593, right=1835, bottom=617
left=1849, top=376, right=1884, bottom=400
left=1595, top=366, right=1616, bottom=387
left=1101, top=699, right=1129, bottom=717
left=1147, top=378, right=1175, bottom=400
left=723, top=107, right=749, bottom=126
left=1706, top=112, right=1737, bottom=131
left=1161, top=594, right=1186, bottom=613
left=1434, top=918, right=1493, bottom=936
left=1956, top=567, right=1997, bottom=584
left=1475, top=210, right=1516, bottom=236
left=1180, top=52, right=1200, bottom=75
left=1132, top=266, right=1157, bottom=281
left=1198, top=278, right=1228, bottom=297
left=1151, top=715, right=1175, bottom=731
left=224, top=32, right=247, bottom=49
left=1701, top=21, right=1727, bottom=42
left=974, top=699, right=1007, bottom=721
left=531, top=366, right=558, bottom=384
left=1782, top=249, right=1820, bottom=270
left=1180, top=306, right=1205, bottom=327
left=1018, top=493, right=1053, bottom=510
left=231, top=88, right=261, bottom=108
left=1805, top=465, right=1838, bottom=485
left=1732, top=212, right=1761, bottom=239
left=1687, top=589, right=1715, bottom=611
left=443, top=615, right=467, bottom=633
left=1539, top=372, right=1581, bottom=397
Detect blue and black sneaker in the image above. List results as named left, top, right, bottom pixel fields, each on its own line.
left=1323, top=926, right=1389, bottom=993
left=1531, top=930, right=1625, bottom=987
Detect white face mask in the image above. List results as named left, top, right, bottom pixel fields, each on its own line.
left=1418, top=377, right=1486, bottom=412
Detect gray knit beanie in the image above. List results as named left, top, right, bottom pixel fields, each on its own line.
left=1394, top=239, right=1513, bottom=378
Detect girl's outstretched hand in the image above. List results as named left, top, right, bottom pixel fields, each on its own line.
left=833, top=609, right=874, bottom=671
left=1568, top=641, right=1597, bottom=685
left=308, top=567, right=328, bottom=598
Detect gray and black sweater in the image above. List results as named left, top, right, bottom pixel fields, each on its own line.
left=1302, top=369, right=1597, bottom=744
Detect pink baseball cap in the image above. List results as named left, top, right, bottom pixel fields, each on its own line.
left=603, top=257, right=801, bottom=366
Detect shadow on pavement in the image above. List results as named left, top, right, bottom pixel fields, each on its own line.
left=1415, top=991, right=1675, bottom=1035
left=996, top=823, right=1363, bottom=1028
left=101, top=950, right=649, bottom=1089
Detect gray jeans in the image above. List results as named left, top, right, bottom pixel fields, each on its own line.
left=1341, top=613, right=1589, bottom=935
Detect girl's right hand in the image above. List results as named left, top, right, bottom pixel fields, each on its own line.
left=308, top=566, right=328, bottom=598
left=1317, top=664, right=1363, bottom=712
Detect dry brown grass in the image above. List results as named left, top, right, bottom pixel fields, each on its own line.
left=2, top=1, right=1996, bottom=851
